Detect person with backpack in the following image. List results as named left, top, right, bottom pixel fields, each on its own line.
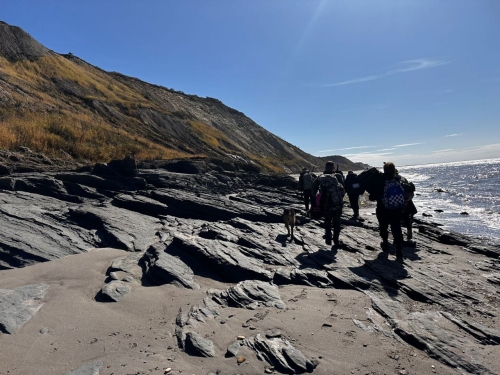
left=396, top=171, right=417, bottom=245
left=345, top=170, right=364, bottom=218
left=369, top=162, right=405, bottom=262
left=311, top=161, right=345, bottom=247
left=298, top=167, right=315, bottom=212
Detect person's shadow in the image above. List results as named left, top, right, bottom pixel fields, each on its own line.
left=349, top=250, right=409, bottom=297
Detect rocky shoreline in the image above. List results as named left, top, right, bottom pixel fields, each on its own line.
left=0, top=155, right=499, bottom=375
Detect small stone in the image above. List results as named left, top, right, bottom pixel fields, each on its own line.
left=237, top=356, right=246, bottom=364
left=395, top=355, right=399, bottom=360
left=431, top=365, right=435, bottom=368
left=242, top=323, right=249, bottom=328
left=237, top=335, right=245, bottom=340
left=228, top=314, right=234, bottom=318
left=399, top=371, right=408, bottom=375
left=40, top=327, right=49, bottom=334
left=109, top=272, right=119, bottom=280
left=265, top=329, right=282, bottom=338
left=363, top=343, right=367, bottom=347
left=249, top=325, right=256, bottom=330
left=322, top=323, right=333, bottom=327
left=164, top=368, right=171, bottom=374
left=220, top=319, right=227, bottom=324
left=265, top=367, right=275, bottom=373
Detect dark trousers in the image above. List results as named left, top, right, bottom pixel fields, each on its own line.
left=303, top=189, right=314, bottom=211
left=348, top=193, right=359, bottom=215
left=325, top=208, right=342, bottom=241
left=376, top=206, right=403, bottom=248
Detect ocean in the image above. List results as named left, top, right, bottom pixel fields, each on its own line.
left=397, top=158, right=500, bottom=245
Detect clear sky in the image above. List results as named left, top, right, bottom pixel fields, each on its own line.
left=2, top=0, right=499, bottom=166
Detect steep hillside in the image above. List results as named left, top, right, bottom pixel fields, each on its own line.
left=318, top=155, right=370, bottom=172
left=0, top=21, right=362, bottom=173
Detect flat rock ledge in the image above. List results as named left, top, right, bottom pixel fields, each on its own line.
left=0, top=283, right=49, bottom=333
left=64, top=360, right=103, bottom=375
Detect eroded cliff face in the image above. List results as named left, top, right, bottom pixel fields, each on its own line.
left=0, top=21, right=328, bottom=173
left=0, top=21, right=50, bottom=61
left=0, top=156, right=499, bottom=374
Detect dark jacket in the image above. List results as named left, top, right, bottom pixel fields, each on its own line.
left=345, top=173, right=363, bottom=196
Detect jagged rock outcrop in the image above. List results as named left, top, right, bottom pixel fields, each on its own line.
left=0, top=157, right=499, bottom=374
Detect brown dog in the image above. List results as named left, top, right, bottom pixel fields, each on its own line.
left=283, top=208, right=296, bottom=240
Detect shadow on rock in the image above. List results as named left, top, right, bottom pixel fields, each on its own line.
left=349, top=251, right=409, bottom=297
left=295, top=249, right=337, bottom=270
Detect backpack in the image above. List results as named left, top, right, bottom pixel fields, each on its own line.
left=302, top=172, right=313, bottom=190
left=358, top=167, right=384, bottom=195
left=319, top=174, right=345, bottom=212
left=309, top=193, right=323, bottom=219
left=382, top=179, right=405, bottom=209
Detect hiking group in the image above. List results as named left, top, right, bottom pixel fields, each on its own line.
left=298, top=161, right=416, bottom=263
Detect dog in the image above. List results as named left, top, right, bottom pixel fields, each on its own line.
left=283, top=208, right=296, bottom=241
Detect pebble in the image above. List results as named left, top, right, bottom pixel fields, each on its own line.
left=249, top=325, right=256, bottom=330
left=40, top=327, right=49, bottom=334
left=237, top=335, right=245, bottom=340
left=220, top=319, right=227, bottom=324
left=242, top=323, right=249, bottom=328
left=237, top=356, right=246, bottom=364
left=399, top=370, right=408, bottom=375
left=265, top=366, right=275, bottom=373
left=164, top=368, right=171, bottom=374
left=322, top=323, right=333, bottom=327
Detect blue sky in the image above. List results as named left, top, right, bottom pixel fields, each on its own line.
left=2, top=0, right=500, bottom=166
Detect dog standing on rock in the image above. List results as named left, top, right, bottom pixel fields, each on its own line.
left=283, top=208, right=296, bottom=241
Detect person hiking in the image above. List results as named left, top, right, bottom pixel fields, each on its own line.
left=369, top=162, right=405, bottom=262
left=396, top=170, right=417, bottom=246
left=345, top=171, right=364, bottom=218
left=298, top=167, right=315, bottom=212
left=311, top=161, right=345, bottom=247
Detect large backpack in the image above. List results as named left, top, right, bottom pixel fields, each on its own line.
left=382, top=179, right=405, bottom=209
left=302, top=172, right=313, bottom=190
left=358, top=167, right=384, bottom=195
left=319, top=174, right=345, bottom=212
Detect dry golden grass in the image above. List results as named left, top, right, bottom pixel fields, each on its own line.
left=0, top=111, right=191, bottom=162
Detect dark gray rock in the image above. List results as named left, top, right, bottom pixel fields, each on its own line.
left=143, top=243, right=200, bottom=289
left=108, top=156, right=138, bottom=177
left=100, top=280, right=132, bottom=302
left=67, top=204, right=161, bottom=252
left=0, top=283, right=49, bottom=333
left=209, top=280, right=285, bottom=309
left=226, top=341, right=241, bottom=357
left=167, top=235, right=272, bottom=282
left=0, top=164, right=10, bottom=176
left=112, top=193, right=168, bottom=217
left=184, top=331, right=215, bottom=357
left=247, top=334, right=315, bottom=374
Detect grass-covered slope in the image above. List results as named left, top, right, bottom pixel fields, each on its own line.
left=0, top=21, right=356, bottom=173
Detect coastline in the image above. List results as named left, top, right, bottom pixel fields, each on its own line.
left=0, top=161, right=499, bottom=375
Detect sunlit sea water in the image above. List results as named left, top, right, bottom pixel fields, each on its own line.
left=398, top=158, right=500, bottom=245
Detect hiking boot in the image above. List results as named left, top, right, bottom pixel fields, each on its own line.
left=380, top=241, right=389, bottom=252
